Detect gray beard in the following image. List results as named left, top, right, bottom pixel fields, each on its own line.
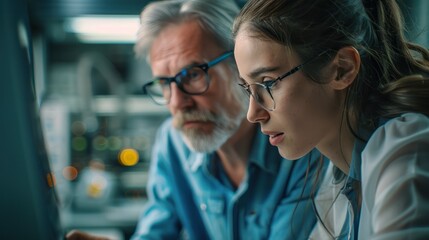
left=174, top=107, right=246, bottom=153
left=181, top=121, right=237, bottom=152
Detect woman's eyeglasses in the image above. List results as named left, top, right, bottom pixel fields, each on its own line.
left=238, top=51, right=328, bottom=111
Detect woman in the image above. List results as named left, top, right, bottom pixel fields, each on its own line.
left=233, top=0, right=429, bottom=239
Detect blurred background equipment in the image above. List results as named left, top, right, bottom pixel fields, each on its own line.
left=29, top=0, right=171, bottom=239
left=0, top=0, right=63, bottom=239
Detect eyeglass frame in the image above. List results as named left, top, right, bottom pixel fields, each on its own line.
left=142, top=51, right=234, bottom=105
left=238, top=50, right=329, bottom=111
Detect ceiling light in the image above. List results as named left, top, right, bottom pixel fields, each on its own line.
left=66, top=15, right=140, bottom=43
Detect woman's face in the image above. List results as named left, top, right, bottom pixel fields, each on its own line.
left=234, top=28, right=343, bottom=160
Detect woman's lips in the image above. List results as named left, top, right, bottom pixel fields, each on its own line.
left=263, top=131, right=285, bottom=146
left=269, top=133, right=284, bottom=146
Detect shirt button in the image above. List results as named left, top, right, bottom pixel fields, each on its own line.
left=200, top=203, right=207, bottom=211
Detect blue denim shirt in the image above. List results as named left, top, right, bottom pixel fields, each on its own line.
left=132, top=118, right=325, bottom=240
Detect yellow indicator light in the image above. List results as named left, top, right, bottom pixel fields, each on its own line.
left=118, top=148, right=139, bottom=166
left=86, top=176, right=107, bottom=198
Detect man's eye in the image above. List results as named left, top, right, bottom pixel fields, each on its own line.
left=157, top=79, right=169, bottom=85
left=184, top=69, right=203, bottom=81
left=189, top=71, right=201, bottom=79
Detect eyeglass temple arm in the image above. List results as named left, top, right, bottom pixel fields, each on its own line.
left=142, top=81, right=153, bottom=94
left=207, top=51, right=233, bottom=68
left=278, top=50, right=330, bottom=80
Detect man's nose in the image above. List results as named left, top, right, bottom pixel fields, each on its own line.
left=169, top=83, right=193, bottom=110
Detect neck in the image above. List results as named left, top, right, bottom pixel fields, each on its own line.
left=318, top=115, right=356, bottom=175
left=216, top=120, right=256, bottom=187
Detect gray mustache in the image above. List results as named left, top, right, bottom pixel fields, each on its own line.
left=174, top=110, right=218, bottom=128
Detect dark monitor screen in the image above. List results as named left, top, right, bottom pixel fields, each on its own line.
left=0, top=0, right=63, bottom=239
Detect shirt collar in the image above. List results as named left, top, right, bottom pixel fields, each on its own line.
left=349, top=140, right=363, bottom=181
left=349, top=124, right=373, bottom=181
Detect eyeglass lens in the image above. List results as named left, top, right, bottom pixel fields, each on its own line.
left=242, top=84, right=275, bottom=111
left=145, top=66, right=208, bottom=104
left=253, top=85, right=275, bottom=110
left=143, top=51, right=233, bottom=105
left=178, top=67, right=208, bottom=93
left=145, top=79, right=170, bottom=104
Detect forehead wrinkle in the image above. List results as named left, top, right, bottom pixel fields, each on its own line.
left=150, top=21, right=205, bottom=68
left=151, top=21, right=225, bottom=78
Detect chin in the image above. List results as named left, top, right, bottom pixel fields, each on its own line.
left=278, top=147, right=306, bottom=161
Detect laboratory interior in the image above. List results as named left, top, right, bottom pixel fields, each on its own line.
left=0, top=0, right=428, bottom=239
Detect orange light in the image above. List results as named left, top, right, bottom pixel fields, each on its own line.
left=46, top=173, right=56, bottom=188
left=62, top=166, right=79, bottom=181
left=118, top=148, right=139, bottom=166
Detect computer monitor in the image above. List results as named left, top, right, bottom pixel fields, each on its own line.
left=0, top=0, right=63, bottom=239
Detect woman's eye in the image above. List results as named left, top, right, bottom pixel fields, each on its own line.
left=262, top=77, right=275, bottom=83
left=262, top=79, right=275, bottom=87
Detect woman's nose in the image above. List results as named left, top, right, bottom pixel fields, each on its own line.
left=246, top=97, right=269, bottom=124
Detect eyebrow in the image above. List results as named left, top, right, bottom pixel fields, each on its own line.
left=153, top=61, right=201, bottom=79
left=248, top=66, right=281, bottom=79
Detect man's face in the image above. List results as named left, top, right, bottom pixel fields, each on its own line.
left=149, top=20, right=247, bottom=152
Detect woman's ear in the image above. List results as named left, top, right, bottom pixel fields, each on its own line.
left=330, top=47, right=360, bottom=90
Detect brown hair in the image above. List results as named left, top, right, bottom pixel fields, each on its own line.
left=233, top=0, right=429, bottom=132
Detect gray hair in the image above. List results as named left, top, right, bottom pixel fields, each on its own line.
left=135, top=0, right=240, bottom=59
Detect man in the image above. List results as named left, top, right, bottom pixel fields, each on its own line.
left=68, top=0, right=324, bottom=239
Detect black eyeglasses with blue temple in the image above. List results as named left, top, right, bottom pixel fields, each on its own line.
left=142, top=51, right=233, bottom=105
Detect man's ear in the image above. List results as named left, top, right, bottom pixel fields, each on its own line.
left=330, top=47, right=360, bottom=90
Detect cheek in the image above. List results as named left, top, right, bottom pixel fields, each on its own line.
left=270, top=80, right=341, bottom=158
left=274, top=81, right=320, bottom=117
left=274, top=81, right=335, bottom=135
left=168, top=104, right=177, bottom=115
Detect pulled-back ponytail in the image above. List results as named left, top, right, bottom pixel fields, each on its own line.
left=361, top=0, right=429, bottom=121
